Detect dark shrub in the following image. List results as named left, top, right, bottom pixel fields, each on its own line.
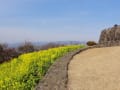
left=18, top=42, right=35, bottom=53
left=0, top=44, right=19, bottom=63
left=39, top=43, right=64, bottom=50
left=0, top=44, right=3, bottom=52
left=114, top=24, right=118, bottom=27
left=86, top=41, right=97, bottom=46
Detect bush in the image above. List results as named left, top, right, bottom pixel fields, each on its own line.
left=86, top=41, right=97, bottom=46
left=0, top=44, right=19, bottom=63
left=18, top=42, right=35, bottom=54
left=0, top=44, right=3, bottom=52
left=39, top=43, right=64, bottom=50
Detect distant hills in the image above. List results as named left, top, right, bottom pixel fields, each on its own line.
left=8, top=41, right=86, bottom=48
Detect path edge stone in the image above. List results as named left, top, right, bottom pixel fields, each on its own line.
left=35, top=46, right=96, bottom=90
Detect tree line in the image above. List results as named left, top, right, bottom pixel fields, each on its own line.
left=0, top=42, right=65, bottom=63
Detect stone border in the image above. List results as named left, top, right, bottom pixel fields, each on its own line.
left=35, top=47, right=94, bottom=90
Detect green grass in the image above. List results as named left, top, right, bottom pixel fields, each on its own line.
left=0, top=45, right=85, bottom=90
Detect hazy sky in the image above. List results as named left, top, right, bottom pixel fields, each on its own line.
left=0, top=0, right=120, bottom=43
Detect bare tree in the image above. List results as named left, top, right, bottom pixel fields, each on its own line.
left=18, top=42, right=35, bottom=53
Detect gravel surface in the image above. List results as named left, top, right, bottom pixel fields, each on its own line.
left=36, top=48, right=90, bottom=90
left=68, top=46, right=120, bottom=90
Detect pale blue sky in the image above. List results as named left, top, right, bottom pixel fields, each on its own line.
left=0, top=0, right=120, bottom=43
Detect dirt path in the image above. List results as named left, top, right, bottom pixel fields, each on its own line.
left=68, top=46, right=120, bottom=90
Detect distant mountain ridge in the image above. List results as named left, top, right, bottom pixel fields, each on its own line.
left=8, top=41, right=86, bottom=48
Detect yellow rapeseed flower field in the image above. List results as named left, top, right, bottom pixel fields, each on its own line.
left=0, top=45, right=85, bottom=90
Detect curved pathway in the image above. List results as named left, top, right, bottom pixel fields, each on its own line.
left=68, top=46, right=120, bottom=90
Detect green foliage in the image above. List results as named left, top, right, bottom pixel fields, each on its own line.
left=86, top=41, right=97, bottom=46
left=0, top=45, right=85, bottom=90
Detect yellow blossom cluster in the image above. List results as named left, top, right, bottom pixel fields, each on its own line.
left=0, top=45, right=85, bottom=90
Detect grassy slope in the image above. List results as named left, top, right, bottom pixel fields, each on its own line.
left=0, top=45, right=85, bottom=90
